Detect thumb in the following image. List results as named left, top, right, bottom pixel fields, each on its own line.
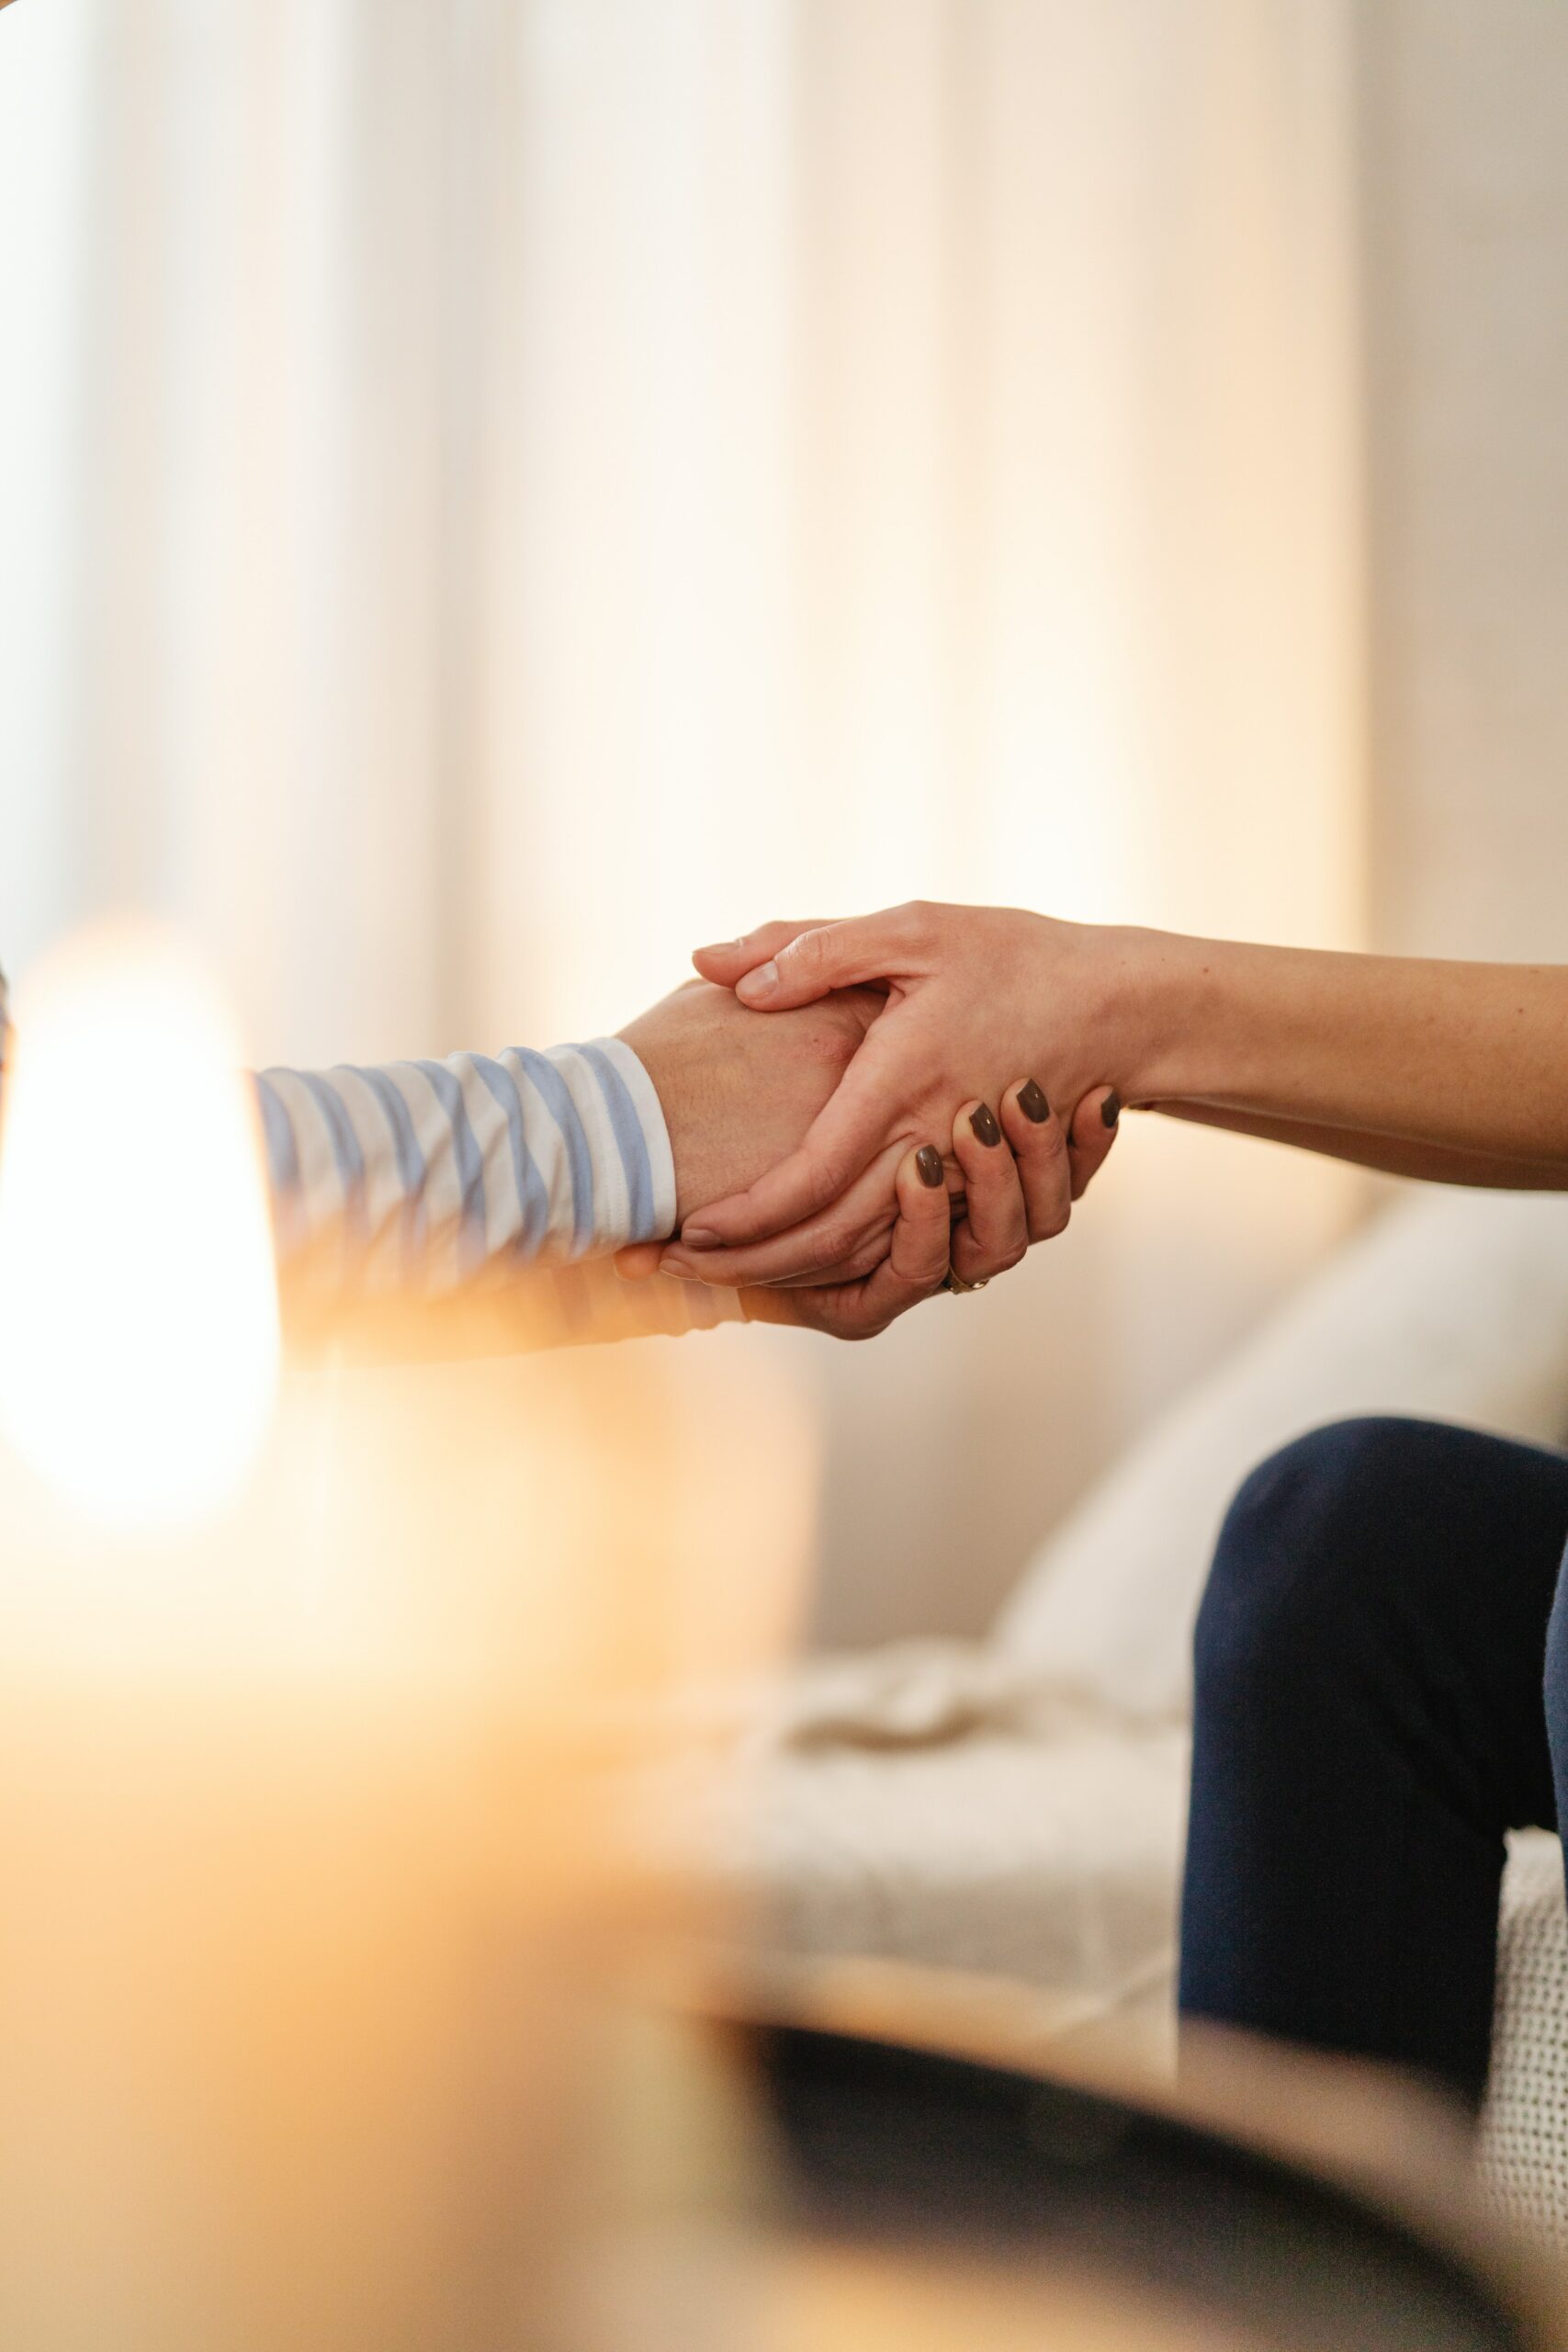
left=692, top=920, right=828, bottom=986
left=730, top=910, right=920, bottom=1012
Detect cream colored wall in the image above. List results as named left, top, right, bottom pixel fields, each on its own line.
left=1360, top=0, right=1568, bottom=965
left=800, top=2, right=1371, bottom=1648
left=810, top=0, right=1568, bottom=1650
left=814, top=0, right=1568, bottom=1646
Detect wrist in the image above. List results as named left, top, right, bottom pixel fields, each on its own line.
left=1034, top=919, right=1189, bottom=1103
left=1085, top=926, right=1241, bottom=1105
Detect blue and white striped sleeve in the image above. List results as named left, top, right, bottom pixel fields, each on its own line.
left=254, top=1036, right=682, bottom=1289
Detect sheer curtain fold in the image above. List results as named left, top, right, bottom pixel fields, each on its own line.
left=0, top=0, right=1364, bottom=1636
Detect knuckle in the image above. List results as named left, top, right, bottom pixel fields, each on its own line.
left=1023, top=1114, right=1069, bottom=1167
left=1031, top=1203, right=1070, bottom=1243
left=807, top=1156, right=851, bottom=1216
left=963, top=1238, right=1026, bottom=1283
left=783, top=924, right=826, bottom=974
left=836, top=1304, right=879, bottom=1341
left=899, top=899, right=938, bottom=951
left=809, top=1219, right=856, bottom=1272
left=836, top=1242, right=885, bottom=1284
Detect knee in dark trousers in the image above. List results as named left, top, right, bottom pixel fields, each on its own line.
left=1192, top=1416, right=1437, bottom=1726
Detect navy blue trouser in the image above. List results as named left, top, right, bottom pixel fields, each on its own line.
left=1179, top=1417, right=1568, bottom=2110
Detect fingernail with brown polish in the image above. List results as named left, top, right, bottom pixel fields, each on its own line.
left=1018, top=1079, right=1051, bottom=1124
left=1102, top=1091, right=1122, bottom=1130
left=916, top=1145, right=945, bottom=1188
left=969, top=1102, right=1001, bottom=1148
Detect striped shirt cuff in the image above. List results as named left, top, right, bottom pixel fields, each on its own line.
left=556, top=1036, right=678, bottom=1250
left=256, top=1031, right=679, bottom=1294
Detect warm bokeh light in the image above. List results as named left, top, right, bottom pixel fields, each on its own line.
left=0, top=922, right=280, bottom=1535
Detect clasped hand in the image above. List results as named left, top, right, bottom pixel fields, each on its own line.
left=616, top=902, right=1122, bottom=1339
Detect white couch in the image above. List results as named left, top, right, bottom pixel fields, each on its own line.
left=648, top=1188, right=1568, bottom=2241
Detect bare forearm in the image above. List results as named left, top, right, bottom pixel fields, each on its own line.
left=682, top=903, right=1568, bottom=1250
left=1100, top=932, right=1568, bottom=1175
left=1152, top=1100, right=1568, bottom=1189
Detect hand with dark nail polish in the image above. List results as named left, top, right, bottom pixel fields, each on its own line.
left=1102, top=1091, right=1122, bottom=1130
left=969, top=1102, right=1001, bottom=1148
left=916, top=1144, right=945, bottom=1187
left=681, top=902, right=1139, bottom=1258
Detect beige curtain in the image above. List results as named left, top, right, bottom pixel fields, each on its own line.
left=0, top=0, right=1365, bottom=1639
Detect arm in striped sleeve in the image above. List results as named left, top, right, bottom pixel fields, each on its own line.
left=254, top=1037, right=681, bottom=1291
left=254, top=1036, right=744, bottom=1348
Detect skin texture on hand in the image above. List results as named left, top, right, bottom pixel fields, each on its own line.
left=615, top=978, right=886, bottom=1231
left=615, top=978, right=943, bottom=1336
left=682, top=901, right=1136, bottom=1256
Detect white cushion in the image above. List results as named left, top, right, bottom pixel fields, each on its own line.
left=630, top=1714, right=1188, bottom=2015
left=997, top=1190, right=1568, bottom=1718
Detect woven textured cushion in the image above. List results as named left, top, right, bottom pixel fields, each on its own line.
left=1479, top=1832, right=1568, bottom=2244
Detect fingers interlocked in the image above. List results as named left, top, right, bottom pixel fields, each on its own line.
left=618, top=1072, right=1123, bottom=1341
left=740, top=1140, right=953, bottom=1340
